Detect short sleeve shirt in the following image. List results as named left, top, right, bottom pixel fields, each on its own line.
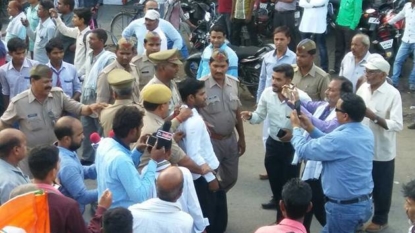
left=132, top=55, right=155, bottom=90
left=292, top=64, right=330, bottom=101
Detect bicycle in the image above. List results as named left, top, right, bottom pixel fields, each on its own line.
left=110, top=0, right=144, bottom=41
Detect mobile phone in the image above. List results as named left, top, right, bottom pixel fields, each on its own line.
left=277, top=129, right=287, bottom=138
left=295, top=100, right=301, bottom=115
left=146, top=135, right=158, bottom=147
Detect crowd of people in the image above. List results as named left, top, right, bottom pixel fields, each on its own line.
left=0, top=0, right=414, bottom=232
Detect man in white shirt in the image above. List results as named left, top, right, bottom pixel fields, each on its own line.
left=50, top=7, right=92, bottom=75
left=46, top=38, right=81, bottom=100
left=5, top=1, right=27, bottom=44
left=240, top=63, right=311, bottom=221
left=356, top=56, right=403, bottom=232
left=339, top=34, right=371, bottom=92
left=129, top=166, right=194, bottom=233
left=177, top=78, right=220, bottom=232
left=388, top=0, right=415, bottom=91
left=298, top=0, right=329, bottom=72
left=22, top=0, right=56, bottom=64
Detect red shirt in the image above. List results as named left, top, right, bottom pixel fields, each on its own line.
left=255, top=219, right=307, bottom=233
left=218, top=0, right=233, bottom=13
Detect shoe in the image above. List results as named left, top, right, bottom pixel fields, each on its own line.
left=259, top=173, right=268, bottom=180
left=408, top=123, right=415, bottom=130
left=261, top=198, right=277, bottom=209
left=365, top=222, right=388, bottom=232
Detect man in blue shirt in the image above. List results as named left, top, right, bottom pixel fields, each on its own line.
left=122, top=0, right=184, bottom=56
left=95, top=105, right=167, bottom=208
left=196, top=25, right=238, bottom=80
left=290, top=93, right=374, bottom=233
left=54, top=116, right=97, bottom=213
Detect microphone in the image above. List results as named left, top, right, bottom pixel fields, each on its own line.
left=90, top=132, right=101, bottom=150
left=108, top=130, right=115, bottom=138
left=155, top=120, right=173, bottom=149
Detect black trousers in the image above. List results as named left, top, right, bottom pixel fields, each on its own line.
left=372, top=159, right=395, bottom=225
left=303, top=178, right=326, bottom=233
left=231, top=18, right=259, bottom=46
left=194, top=177, right=228, bottom=233
left=334, top=25, right=356, bottom=72
left=264, top=137, right=300, bottom=222
left=273, top=10, right=296, bottom=51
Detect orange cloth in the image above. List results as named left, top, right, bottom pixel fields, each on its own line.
left=0, top=191, right=50, bottom=233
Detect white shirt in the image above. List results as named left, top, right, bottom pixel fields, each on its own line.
left=249, top=87, right=311, bottom=141
left=143, top=163, right=209, bottom=233
left=54, top=17, right=91, bottom=73
left=129, top=198, right=194, bottom=233
left=357, top=81, right=403, bottom=161
left=299, top=0, right=329, bottom=34
left=46, top=61, right=81, bottom=98
left=388, top=3, right=415, bottom=43
left=339, top=51, right=370, bottom=92
left=177, top=107, right=219, bottom=182
left=26, top=18, right=56, bottom=64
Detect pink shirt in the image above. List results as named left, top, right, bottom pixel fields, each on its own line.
left=36, top=183, right=64, bottom=196
left=255, top=219, right=306, bottom=233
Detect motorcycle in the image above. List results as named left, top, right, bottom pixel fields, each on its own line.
left=184, top=44, right=275, bottom=97
left=357, top=0, right=405, bottom=63
left=254, top=0, right=275, bottom=38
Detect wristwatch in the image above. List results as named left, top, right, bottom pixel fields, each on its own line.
left=372, top=115, right=380, bottom=124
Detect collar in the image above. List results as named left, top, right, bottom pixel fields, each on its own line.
left=295, top=64, right=317, bottom=78
left=353, top=51, right=370, bottom=64
left=145, top=111, right=165, bottom=124
left=8, top=58, right=30, bottom=71
left=206, top=75, right=233, bottom=88
left=209, top=43, right=227, bottom=50
left=89, top=49, right=106, bottom=59
left=278, top=218, right=307, bottom=233
left=113, top=136, right=131, bottom=150
left=79, top=26, right=90, bottom=36
left=35, top=183, right=62, bottom=195
left=28, top=88, right=53, bottom=103
left=40, top=17, right=53, bottom=27
left=57, top=146, right=77, bottom=158
left=29, top=4, right=39, bottom=10
left=0, top=158, right=23, bottom=174
left=114, top=60, right=132, bottom=72
left=273, top=48, right=290, bottom=58
left=114, top=99, right=134, bottom=105
left=47, top=61, right=68, bottom=72
left=369, top=80, right=389, bottom=94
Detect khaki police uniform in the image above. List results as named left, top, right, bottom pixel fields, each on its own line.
left=99, top=69, right=144, bottom=136
left=292, top=39, right=330, bottom=101
left=199, top=73, right=241, bottom=192
left=132, top=54, right=155, bottom=90
left=140, top=49, right=183, bottom=116
left=96, top=38, right=140, bottom=104
left=138, top=84, right=185, bottom=169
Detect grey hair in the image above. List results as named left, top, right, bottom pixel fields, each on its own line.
left=112, top=87, right=133, bottom=97
left=354, top=33, right=370, bottom=48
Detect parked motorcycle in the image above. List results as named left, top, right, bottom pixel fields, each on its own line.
left=184, top=44, right=275, bottom=97
left=254, top=0, right=275, bottom=38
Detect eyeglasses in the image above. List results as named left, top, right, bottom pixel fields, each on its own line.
left=335, top=108, right=346, bottom=113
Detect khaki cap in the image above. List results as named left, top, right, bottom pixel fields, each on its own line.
left=297, top=39, right=317, bottom=52
left=141, top=84, right=172, bottom=104
left=108, top=69, right=134, bottom=89
left=211, top=50, right=228, bottom=62
left=144, top=31, right=161, bottom=43
left=30, top=65, right=52, bottom=78
left=149, top=49, right=182, bottom=65
left=117, top=37, right=135, bottom=51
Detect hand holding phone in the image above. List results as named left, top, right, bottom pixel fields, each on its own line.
left=294, top=100, right=301, bottom=116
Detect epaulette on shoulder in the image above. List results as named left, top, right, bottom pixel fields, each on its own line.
left=227, top=75, right=239, bottom=82
left=11, top=90, right=29, bottom=103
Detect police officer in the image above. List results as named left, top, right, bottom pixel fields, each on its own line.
left=132, top=31, right=161, bottom=90
left=0, top=64, right=107, bottom=177
left=141, top=49, right=182, bottom=116
left=96, top=37, right=140, bottom=104
left=99, top=69, right=144, bottom=137
left=199, top=50, right=246, bottom=233
left=138, top=84, right=209, bottom=176
left=292, top=39, right=330, bottom=101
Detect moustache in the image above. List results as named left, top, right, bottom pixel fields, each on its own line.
left=45, top=87, right=52, bottom=90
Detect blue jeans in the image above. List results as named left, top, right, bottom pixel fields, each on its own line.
left=391, top=41, right=415, bottom=85
left=321, top=199, right=372, bottom=233
left=302, top=33, right=328, bottom=72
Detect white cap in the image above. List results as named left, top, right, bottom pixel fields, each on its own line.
left=144, top=10, right=160, bottom=20
left=364, top=53, right=390, bottom=74
left=1, top=227, right=27, bottom=233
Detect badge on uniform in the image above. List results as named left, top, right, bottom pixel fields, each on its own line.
left=207, top=95, right=220, bottom=104
left=27, top=113, right=38, bottom=118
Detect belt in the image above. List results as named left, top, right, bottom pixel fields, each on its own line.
left=325, top=194, right=372, bottom=205
left=210, top=132, right=232, bottom=140
left=274, top=10, right=295, bottom=14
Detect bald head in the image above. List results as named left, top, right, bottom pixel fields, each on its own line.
left=54, top=116, right=81, bottom=140
left=8, top=1, right=23, bottom=14
left=0, top=129, right=25, bottom=159
left=157, top=166, right=184, bottom=202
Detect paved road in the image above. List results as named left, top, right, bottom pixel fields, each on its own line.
left=89, top=4, right=415, bottom=233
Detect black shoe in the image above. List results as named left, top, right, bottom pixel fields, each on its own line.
left=81, top=159, right=93, bottom=166
left=408, top=123, right=415, bottom=130
left=261, top=198, right=277, bottom=209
